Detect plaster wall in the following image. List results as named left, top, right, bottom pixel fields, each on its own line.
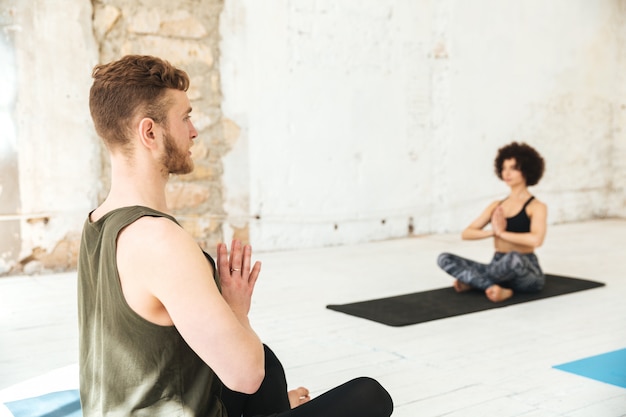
left=0, top=1, right=624, bottom=274
left=220, top=0, right=626, bottom=251
left=91, top=0, right=229, bottom=252
left=0, top=1, right=99, bottom=274
left=0, top=9, right=20, bottom=274
left=0, top=0, right=227, bottom=275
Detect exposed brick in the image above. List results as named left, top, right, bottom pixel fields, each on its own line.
left=40, top=236, right=80, bottom=271
left=129, top=35, right=214, bottom=68
left=93, top=4, right=121, bottom=41
left=91, top=0, right=234, bottom=259
left=221, top=118, right=241, bottom=149
left=127, top=8, right=161, bottom=35
left=159, top=10, right=208, bottom=39
left=165, top=182, right=211, bottom=210
left=181, top=162, right=220, bottom=181
left=230, top=225, right=250, bottom=245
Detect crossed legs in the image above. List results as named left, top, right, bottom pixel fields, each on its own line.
left=437, top=251, right=545, bottom=302
left=221, top=345, right=393, bottom=417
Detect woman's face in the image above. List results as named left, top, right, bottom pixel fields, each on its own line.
left=501, top=158, right=526, bottom=187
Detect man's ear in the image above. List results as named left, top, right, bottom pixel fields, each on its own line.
left=138, top=117, right=158, bottom=149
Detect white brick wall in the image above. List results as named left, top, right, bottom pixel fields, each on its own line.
left=0, top=0, right=624, bottom=273
left=220, top=0, right=626, bottom=251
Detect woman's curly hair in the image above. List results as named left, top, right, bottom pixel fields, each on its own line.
left=494, top=142, right=545, bottom=186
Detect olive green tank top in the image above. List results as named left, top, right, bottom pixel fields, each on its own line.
left=77, top=206, right=225, bottom=416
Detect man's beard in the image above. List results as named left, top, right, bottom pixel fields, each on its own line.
left=161, top=130, right=194, bottom=175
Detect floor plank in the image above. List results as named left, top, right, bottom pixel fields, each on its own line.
left=0, top=219, right=625, bottom=416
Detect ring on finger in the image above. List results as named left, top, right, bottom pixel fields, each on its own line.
left=231, top=268, right=240, bottom=272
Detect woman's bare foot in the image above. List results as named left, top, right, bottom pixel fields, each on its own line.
left=485, top=285, right=513, bottom=302
left=453, top=279, right=471, bottom=293
left=288, top=387, right=311, bottom=409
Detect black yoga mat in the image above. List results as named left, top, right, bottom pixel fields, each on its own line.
left=326, top=274, right=605, bottom=327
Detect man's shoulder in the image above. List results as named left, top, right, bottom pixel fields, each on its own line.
left=117, top=214, right=207, bottom=282
left=89, top=205, right=177, bottom=227
left=120, top=214, right=188, bottom=246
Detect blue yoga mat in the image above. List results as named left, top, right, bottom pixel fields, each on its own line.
left=3, top=389, right=81, bottom=417
left=553, top=348, right=626, bottom=389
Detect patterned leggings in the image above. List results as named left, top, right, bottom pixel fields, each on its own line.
left=437, top=251, right=545, bottom=292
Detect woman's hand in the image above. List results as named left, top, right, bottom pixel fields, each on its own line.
left=491, top=206, right=506, bottom=237
left=216, top=240, right=262, bottom=317
left=461, top=201, right=502, bottom=240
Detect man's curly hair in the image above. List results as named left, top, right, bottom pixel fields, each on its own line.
left=89, top=55, right=190, bottom=151
left=494, top=142, right=545, bottom=186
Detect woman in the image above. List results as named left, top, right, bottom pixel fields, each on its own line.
left=437, top=142, right=547, bottom=302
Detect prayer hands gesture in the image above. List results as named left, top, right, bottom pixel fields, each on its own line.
left=491, top=206, right=506, bottom=237
left=217, top=239, right=262, bottom=317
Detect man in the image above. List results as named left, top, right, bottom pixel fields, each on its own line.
left=78, top=54, right=393, bottom=417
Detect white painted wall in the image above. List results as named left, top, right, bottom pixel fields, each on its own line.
left=220, top=0, right=625, bottom=251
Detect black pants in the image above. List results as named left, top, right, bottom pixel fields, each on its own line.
left=221, top=345, right=393, bottom=417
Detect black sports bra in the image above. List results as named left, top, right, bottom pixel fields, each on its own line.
left=504, top=196, right=534, bottom=233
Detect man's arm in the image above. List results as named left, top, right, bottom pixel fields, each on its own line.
left=116, top=216, right=265, bottom=394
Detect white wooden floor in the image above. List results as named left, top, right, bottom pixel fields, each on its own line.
left=1, top=219, right=625, bottom=416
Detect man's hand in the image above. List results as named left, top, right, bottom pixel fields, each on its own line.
left=288, top=387, right=311, bottom=408
left=217, top=240, right=262, bottom=317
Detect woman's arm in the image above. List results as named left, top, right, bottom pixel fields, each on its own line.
left=461, top=201, right=500, bottom=240
left=492, top=200, right=547, bottom=248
